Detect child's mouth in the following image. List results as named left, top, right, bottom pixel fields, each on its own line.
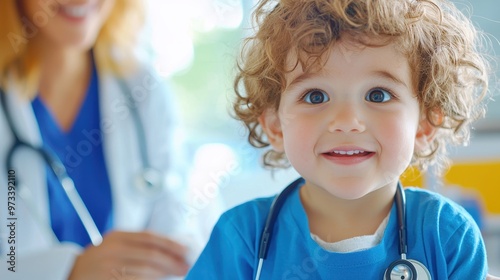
left=322, top=149, right=375, bottom=164
left=326, top=150, right=369, bottom=156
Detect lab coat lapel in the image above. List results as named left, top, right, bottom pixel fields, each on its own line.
left=1, top=89, right=55, bottom=247
left=99, top=72, right=150, bottom=231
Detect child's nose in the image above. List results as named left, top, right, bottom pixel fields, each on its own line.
left=327, top=103, right=366, bottom=133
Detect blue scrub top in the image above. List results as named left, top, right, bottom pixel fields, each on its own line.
left=32, top=60, right=114, bottom=247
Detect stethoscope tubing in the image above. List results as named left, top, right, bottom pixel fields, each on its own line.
left=254, top=178, right=411, bottom=280
left=116, top=80, right=151, bottom=170
left=1, top=89, right=103, bottom=246
left=1, top=72, right=166, bottom=248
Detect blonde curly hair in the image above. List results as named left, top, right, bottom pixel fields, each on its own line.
left=233, top=0, right=490, bottom=173
left=0, top=0, right=145, bottom=98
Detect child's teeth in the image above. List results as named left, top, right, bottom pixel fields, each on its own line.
left=333, top=150, right=364, bottom=155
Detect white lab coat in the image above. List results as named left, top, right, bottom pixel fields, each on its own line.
left=0, top=65, right=197, bottom=279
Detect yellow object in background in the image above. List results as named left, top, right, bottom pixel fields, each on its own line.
left=400, top=167, right=424, bottom=188
left=444, top=161, right=500, bottom=214
left=400, top=162, right=500, bottom=214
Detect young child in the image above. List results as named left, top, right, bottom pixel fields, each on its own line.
left=186, top=0, right=492, bottom=279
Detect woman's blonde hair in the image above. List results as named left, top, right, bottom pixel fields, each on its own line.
left=0, top=0, right=145, bottom=98
left=233, top=0, right=490, bottom=173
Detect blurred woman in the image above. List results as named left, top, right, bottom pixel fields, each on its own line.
left=0, top=1, right=193, bottom=279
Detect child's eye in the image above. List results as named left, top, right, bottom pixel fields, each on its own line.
left=303, top=89, right=330, bottom=104
left=365, top=88, right=393, bottom=103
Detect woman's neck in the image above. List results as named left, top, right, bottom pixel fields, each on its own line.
left=300, top=182, right=396, bottom=243
left=37, top=43, right=92, bottom=131
left=39, top=45, right=91, bottom=93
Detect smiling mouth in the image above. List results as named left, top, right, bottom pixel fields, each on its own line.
left=324, top=150, right=374, bottom=157
left=321, top=149, right=375, bottom=165
left=60, top=5, right=95, bottom=18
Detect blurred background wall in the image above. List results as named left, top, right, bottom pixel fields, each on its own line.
left=144, top=0, right=500, bottom=273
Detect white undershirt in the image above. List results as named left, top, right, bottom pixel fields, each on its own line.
left=311, top=213, right=390, bottom=253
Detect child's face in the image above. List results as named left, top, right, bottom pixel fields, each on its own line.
left=261, top=39, right=432, bottom=200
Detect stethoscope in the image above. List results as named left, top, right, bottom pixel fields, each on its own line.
left=0, top=80, right=164, bottom=247
left=255, top=178, right=432, bottom=280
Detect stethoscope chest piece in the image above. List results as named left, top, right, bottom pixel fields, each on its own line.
left=135, top=167, right=164, bottom=197
left=384, top=259, right=431, bottom=280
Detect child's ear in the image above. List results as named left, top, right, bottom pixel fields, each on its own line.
left=259, top=109, right=284, bottom=152
left=415, top=113, right=441, bottom=152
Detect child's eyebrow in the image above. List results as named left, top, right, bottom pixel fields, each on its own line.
left=285, top=70, right=410, bottom=91
left=286, top=72, right=316, bottom=90
left=371, top=70, right=409, bottom=89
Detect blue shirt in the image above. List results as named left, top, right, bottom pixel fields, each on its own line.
left=186, top=178, right=487, bottom=279
left=32, top=61, right=113, bottom=247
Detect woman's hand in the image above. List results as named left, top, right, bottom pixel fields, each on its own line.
left=68, top=231, right=190, bottom=280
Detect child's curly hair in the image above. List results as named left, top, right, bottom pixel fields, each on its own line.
left=233, top=0, right=490, bottom=173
